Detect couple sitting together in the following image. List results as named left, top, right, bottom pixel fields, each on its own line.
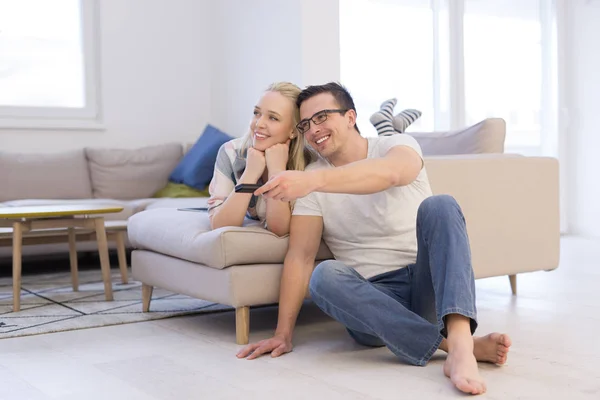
left=206, top=81, right=511, bottom=395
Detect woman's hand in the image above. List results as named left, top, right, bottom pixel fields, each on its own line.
left=265, top=140, right=290, bottom=178
left=241, top=147, right=266, bottom=183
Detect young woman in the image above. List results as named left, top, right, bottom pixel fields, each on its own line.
left=207, top=82, right=311, bottom=236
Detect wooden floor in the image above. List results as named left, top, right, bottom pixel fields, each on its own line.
left=0, top=236, right=598, bottom=400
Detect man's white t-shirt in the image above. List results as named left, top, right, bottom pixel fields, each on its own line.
left=292, top=134, right=433, bottom=279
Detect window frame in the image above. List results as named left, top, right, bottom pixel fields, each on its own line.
left=0, top=0, right=102, bottom=130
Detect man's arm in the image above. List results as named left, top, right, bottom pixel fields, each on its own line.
left=274, top=215, right=323, bottom=339
left=312, top=145, right=423, bottom=194
left=236, top=214, right=323, bottom=359
left=256, top=145, right=423, bottom=201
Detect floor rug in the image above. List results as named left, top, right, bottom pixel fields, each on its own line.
left=0, top=269, right=232, bottom=339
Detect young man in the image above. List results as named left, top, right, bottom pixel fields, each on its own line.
left=236, top=82, right=511, bottom=395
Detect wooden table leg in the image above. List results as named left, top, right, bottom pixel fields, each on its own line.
left=115, top=231, right=129, bottom=284
left=68, top=227, right=79, bottom=291
left=12, top=221, right=23, bottom=312
left=94, top=218, right=114, bottom=301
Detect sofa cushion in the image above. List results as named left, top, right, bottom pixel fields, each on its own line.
left=124, top=197, right=211, bottom=215
left=85, top=143, right=183, bottom=200
left=127, top=208, right=333, bottom=268
left=408, top=118, right=506, bottom=156
left=169, top=124, right=234, bottom=190
left=0, top=150, right=92, bottom=202
left=144, top=197, right=210, bottom=210
left=120, top=197, right=211, bottom=215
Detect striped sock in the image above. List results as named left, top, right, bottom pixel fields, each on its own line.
left=392, top=109, right=422, bottom=133
left=370, top=98, right=397, bottom=136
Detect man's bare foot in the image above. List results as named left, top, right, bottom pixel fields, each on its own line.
left=473, top=333, right=512, bottom=365
left=443, top=315, right=487, bottom=395
left=443, top=346, right=487, bottom=395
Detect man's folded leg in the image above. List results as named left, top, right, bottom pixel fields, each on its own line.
left=308, top=260, right=443, bottom=366
left=410, top=194, right=487, bottom=395
left=410, top=194, right=478, bottom=336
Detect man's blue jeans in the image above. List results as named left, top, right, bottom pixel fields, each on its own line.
left=308, top=195, right=478, bottom=366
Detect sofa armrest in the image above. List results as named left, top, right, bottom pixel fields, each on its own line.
left=128, top=208, right=334, bottom=269
left=424, top=154, right=560, bottom=279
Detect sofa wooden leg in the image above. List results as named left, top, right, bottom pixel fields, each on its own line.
left=236, top=306, right=250, bottom=345
left=508, top=274, right=517, bottom=295
left=142, top=284, right=153, bottom=312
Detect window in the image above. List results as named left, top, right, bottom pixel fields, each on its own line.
left=340, top=0, right=560, bottom=157
left=340, top=0, right=435, bottom=134
left=0, top=0, right=100, bottom=129
left=463, top=0, right=558, bottom=155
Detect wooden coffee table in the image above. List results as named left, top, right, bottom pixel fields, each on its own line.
left=0, top=204, right=125, bottom=311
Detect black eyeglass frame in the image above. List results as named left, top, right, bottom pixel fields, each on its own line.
left=296, top=108, right=349, bottom=134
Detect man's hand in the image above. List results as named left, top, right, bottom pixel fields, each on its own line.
left=236, top=334, right=293, bottom=360
left=265, top=139, right=290, bottom=178
left=255, top=170, right=322, bottom=202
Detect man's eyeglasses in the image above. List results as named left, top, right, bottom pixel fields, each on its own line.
left=296, top=109, right=349, bottom=134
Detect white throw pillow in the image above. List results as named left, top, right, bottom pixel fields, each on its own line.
left=408, top=118, right=506, bottom=156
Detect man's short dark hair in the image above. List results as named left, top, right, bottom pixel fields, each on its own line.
left=296, top=82, right=361, bottom=134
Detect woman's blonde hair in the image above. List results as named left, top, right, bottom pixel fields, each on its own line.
left=241, top=82, right=312, bottom=173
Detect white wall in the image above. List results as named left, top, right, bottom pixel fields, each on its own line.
left=0, top=0, right=341, bottom=151
left=565, top=0, right=600, bottom=238
left=299, top=0, right=341, bottom=88
left=0, top=0, right=212, bottom=152
left=208, top=0, right=303, bottom=136
left=209, top=0, right=340, bottom=136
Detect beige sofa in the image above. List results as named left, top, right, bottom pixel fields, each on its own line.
left=0, top=143, right=209, bottom=259
left=127, top=120, right=561, bottom=345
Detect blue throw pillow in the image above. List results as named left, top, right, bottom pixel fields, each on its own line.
left=169, top=124, right=234, bottom=190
